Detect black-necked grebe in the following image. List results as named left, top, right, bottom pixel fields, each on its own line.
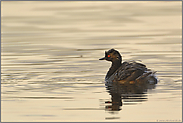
left=99, top=49, right=157, bottom=84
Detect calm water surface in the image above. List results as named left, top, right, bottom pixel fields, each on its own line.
left=1, top=1, right=182, bottom=122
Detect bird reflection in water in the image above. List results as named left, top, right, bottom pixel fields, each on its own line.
left=105, top=78, right=157, bottom=111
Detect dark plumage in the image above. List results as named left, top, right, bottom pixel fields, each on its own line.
left=99, top=49, right=157, bottom=84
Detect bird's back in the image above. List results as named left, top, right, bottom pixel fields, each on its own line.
left=106, top=61, right=157, bottom=84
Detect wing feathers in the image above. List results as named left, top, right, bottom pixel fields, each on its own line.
left=114, top=61, right=148, bottom=81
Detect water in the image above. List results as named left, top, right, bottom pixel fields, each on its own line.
left=1, top=1, right=182, bottom=122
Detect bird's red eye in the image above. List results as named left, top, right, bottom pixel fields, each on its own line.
left=108, top=55, right=110, bottom=57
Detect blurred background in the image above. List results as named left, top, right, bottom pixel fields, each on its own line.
left=1, top=1, right=182, bottom=122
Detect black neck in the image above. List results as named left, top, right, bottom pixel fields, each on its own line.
left=106, top=61, right=122, bottom=79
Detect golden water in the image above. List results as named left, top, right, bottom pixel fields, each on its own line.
left=1, top=1, right=182, bottom=122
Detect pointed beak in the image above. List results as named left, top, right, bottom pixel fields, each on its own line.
left=99, top=57, right=106, bottom=60
left=99, top=51, right=107, bottom=60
